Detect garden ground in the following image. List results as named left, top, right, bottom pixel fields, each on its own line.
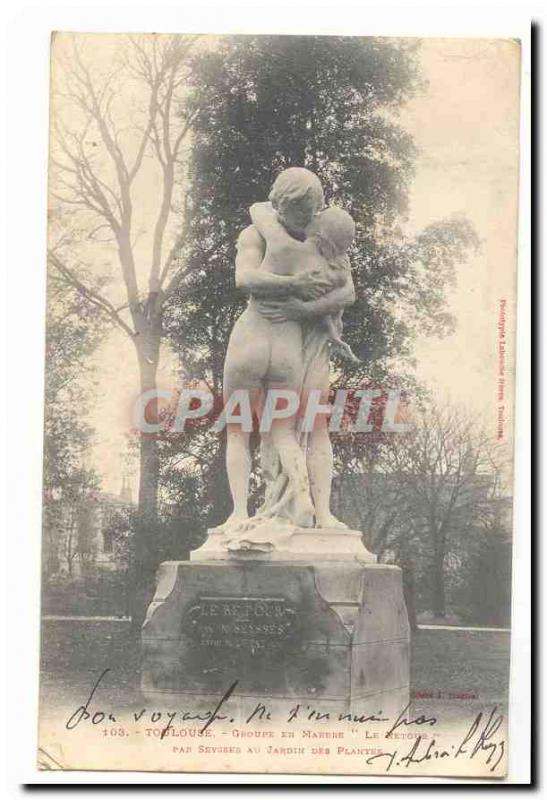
left=40, top=619, right=510, bottom=723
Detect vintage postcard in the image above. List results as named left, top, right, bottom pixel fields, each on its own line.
left=39, top=32, right=522, bottom=777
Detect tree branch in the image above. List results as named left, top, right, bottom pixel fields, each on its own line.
left=48, top=252, right=135, bottom=340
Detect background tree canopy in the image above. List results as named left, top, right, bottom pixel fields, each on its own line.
left=161, top=35, right=479, bottom=532
left=42, top=265, right=103, bottom=575
left=165, top=35, right=478, bottom=391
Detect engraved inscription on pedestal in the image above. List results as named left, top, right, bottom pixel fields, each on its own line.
left=183, top=597, right=297, bottom=655
left=182, top=596, right=298, bottom=656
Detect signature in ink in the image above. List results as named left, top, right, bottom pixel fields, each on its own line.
left=366, top=705, right=505, bottom=773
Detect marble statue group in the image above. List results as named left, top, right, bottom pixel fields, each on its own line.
left=146, top=170, right=403, bottom=715
left=218, top=167, right=359, bottom=549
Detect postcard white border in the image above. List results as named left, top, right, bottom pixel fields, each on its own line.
left=1, top=0, right=533, bottom=789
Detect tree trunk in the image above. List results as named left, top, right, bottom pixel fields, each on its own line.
left=130, top=340, right=161, bottom=635
left=67, top=514, right=76, bottom=577
left=400, top=554, right=418, bottom=632
left=431, top=535, right=446, bottom=618
left=206, top=431, right=232, bottom=529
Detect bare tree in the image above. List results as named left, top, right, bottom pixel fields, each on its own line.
left=336, top=402, right=507, bottom=621
left=338, top=439, right=422, bottom=629
left=381, top=404, right=506, bottom=617
left=47, top=33, right=200, bottom=625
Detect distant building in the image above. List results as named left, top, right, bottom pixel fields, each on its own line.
left=90, top=476, right=134, bottom=571
left=45, top=477, right=134, bottom=577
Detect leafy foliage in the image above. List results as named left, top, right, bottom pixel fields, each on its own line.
left=165, top=35, right=479, bottom=391
left=43, top=275, right=104, bottom=575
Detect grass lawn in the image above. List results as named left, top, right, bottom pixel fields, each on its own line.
left=411, top=628, right=510, bottom=702
left=40, top=620, right=510, bottom=715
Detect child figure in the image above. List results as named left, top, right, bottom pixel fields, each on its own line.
left=249, top=201, right=360, bottom=363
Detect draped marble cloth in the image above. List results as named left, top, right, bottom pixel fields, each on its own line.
left=222, top=321, right=330, bottom=552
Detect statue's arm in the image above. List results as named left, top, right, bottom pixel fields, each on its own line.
left=235, top=225, right=299, bottom=296
left=300, top=273, right=356, bottom=318
left=256, top=273, right=355, bottom=323
left=249, top=202, right=303, bottom=253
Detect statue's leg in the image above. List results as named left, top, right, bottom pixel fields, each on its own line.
left=225, top=427, right=252, bottom=522
left=221, top=313, right=269, bottom=526
left=268, top=325, right=314, bottom=528
left=306, top=358, right=348, bottom=530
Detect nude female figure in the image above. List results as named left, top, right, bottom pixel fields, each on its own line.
left=221, top=168, right=355, bottom=531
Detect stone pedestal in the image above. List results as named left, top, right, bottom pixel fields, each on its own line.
left=141, top=536, right=410, bottom=716
left=192, top=526, right=378, bottom=563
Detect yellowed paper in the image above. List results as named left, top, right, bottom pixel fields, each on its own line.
left=40, top=32, right=521, bottom=778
